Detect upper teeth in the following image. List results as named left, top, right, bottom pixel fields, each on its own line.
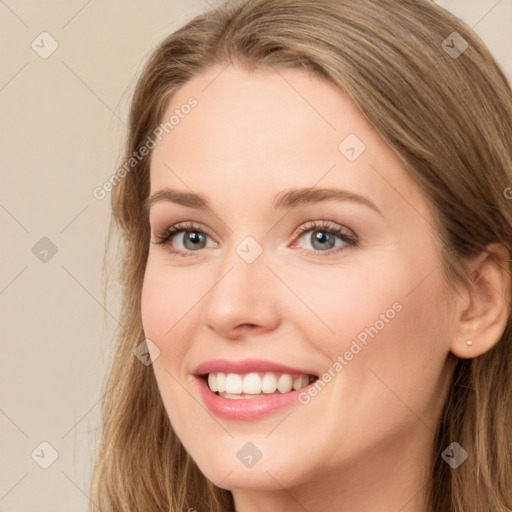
left=207, top=372, right=312, bottom=395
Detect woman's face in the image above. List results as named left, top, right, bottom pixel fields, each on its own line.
left=141, top=65, right=458, bottom=495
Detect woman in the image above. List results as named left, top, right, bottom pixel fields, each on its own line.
left=90, top=0, right=512, bottom=510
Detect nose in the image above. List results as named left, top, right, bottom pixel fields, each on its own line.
left=200, top=243, right=281, bottom=340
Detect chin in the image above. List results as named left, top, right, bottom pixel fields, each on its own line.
left=201, top=464, right=298, bottom=492
left=188, top=445, right=308, bottom=492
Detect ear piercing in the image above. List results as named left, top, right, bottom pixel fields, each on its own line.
left=466, top=340, right=473, bottom=346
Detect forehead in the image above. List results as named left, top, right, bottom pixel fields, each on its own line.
left=152, top=65, right=371, bottom=169
left=149, top=65, right=429, bottom=224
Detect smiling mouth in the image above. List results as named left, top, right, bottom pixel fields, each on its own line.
left=203, top=371, right=318, bottom=399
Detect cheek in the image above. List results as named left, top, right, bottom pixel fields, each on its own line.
left=326, top=263, right=452, bottom=433
left=140, top=264, right=192, bottom=391
left=141, top=274, right=167, bottom=348
left=282, top=258, right=403, bottom=348
left=140, top=260, right=199, bottom=348
left=299, top=251, right=451, bottom=410
left=140, top=264, right=198, bottom=428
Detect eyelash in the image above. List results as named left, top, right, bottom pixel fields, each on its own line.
left=152, top=220, right=359, bottom=258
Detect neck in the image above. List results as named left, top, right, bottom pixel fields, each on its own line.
left=231, top=422, right=434, bottom=512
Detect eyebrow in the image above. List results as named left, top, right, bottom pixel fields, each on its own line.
left=143, top=186, right=383, bottom=216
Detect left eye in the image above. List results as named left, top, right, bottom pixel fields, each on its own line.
left=291, top=220, right=358, bottom=255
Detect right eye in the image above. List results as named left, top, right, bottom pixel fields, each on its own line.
left=152, top=221, right=218, bottom=257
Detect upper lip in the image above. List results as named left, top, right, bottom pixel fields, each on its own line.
left=194, top=358, right=318, bottom=377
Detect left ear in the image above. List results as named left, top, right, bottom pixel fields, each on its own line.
left=450, top=242, right=511, bottom=359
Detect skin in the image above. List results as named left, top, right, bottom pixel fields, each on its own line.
left=140, top=64, right=510, bottom=512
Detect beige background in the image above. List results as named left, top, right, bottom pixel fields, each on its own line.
left=1, top=1, right=510, bottom=510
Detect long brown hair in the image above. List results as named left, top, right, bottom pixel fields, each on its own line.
left=90, top=1, right=512, bottom=510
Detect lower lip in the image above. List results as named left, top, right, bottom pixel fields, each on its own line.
left=195, top=376, right=313, bottom=420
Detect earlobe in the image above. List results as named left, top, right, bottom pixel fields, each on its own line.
left=450, top=243, right=511, bottom=359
